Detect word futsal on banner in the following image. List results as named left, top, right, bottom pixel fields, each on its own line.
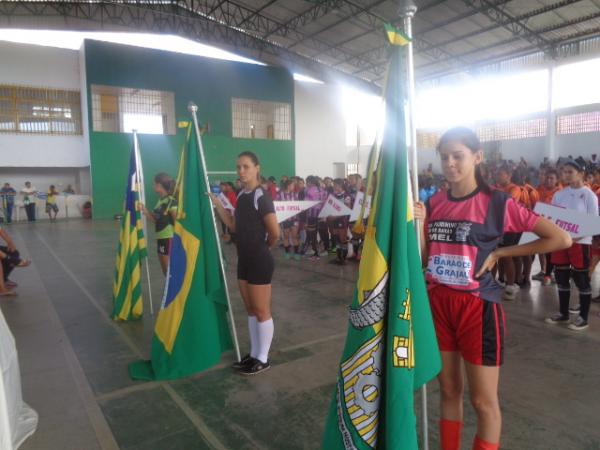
left=318, top=194, right=352, bottom=218
left=519, top=202, right=600, bottom=244
left=274, top=201, right=318, bottom=223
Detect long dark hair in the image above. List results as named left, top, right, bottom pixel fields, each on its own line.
left=154, top=172, right=175, bottom=195
left=237, top=151, right=261, bottom=181
left=436, top=127, right=490, bottom=194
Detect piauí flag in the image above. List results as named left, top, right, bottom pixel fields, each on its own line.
left=111, top=148, right=147, bottom=321
left=384, top=23, right=411, bottom=46
left=128, top=124, right=233, bottom=381
left=321, top=38, right=440, bottom=450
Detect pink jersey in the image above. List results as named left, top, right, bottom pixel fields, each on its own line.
left=425, top=188, right=540, bottom=303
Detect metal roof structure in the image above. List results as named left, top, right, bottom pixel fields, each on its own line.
left=1, top=0, right=599, bottom=90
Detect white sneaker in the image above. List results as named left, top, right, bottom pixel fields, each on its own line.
left=503, top=284, right=519, bottom=301
left=544, top=313, right=570, bottom=325
left=568, top=316, right=588, bottom=331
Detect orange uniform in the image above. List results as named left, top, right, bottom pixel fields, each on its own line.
left=496, top=183, right=529, bottom=208
left=537, top=185, right=561, bottom=205
left=524, top=183, right=539, bottom=209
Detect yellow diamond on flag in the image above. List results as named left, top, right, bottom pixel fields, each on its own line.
left=384, top=23, right=411, bottom=46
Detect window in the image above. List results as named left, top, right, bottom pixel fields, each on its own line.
left=91, top=85, right=175, bottom=135
left=0, top=85, right=82, bottom=135
left=417, top=131, right=441, bottom=150
left=232, top=98, right=291, bottom=140
left=556, top=111, right=600, bottom=135
left=478, top=118, right=547, bottom=142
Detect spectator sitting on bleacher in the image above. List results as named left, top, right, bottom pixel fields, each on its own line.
left=0, top=225, right=31, bottom=296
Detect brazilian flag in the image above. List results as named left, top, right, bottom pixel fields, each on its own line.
left=111, top=148, right=147, bottom=321
left=322, top=27, right=440, bottom=449
left=129, top=124, right=233, bottom=380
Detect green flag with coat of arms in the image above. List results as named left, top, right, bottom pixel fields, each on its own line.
left=321, top=25, right=441, bottom=450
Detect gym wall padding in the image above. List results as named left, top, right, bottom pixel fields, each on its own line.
left=84, top=39, right=295, bottom=219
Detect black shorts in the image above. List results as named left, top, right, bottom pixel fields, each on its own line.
left=157, top=238, right=171, bottom=256
left=306, top=217, right=318, bottom=230
left=237, top=247, right=274, bottom=285
left=499, top=232, right=521, bottom=247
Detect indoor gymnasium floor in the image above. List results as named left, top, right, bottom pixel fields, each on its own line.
left=1, top=219, right=599, bottom=450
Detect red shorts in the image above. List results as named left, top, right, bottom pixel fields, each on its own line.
left=429, top=285, right=505, bottom=367
left=551, top=243, right=590, bottom=270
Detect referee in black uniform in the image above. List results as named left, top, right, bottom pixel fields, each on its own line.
left=211, top=151, right=279, bottom=375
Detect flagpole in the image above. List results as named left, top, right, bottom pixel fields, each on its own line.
left=188, top=102, right=242, bottom=363
left=401, top=2, right=430, bottom=450
left=133, top=130, right=155, bottom=316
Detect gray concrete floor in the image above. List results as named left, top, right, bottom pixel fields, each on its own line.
left=1, top=219, right=599, bottom=450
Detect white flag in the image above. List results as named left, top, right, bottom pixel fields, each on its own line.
left=318, top=194, right=352, bottom=218
left=218, top=193, right=235, bottom=211
left=274, top=201, right=319, bottom=223
left=519, top=202, right=600, bottom=244
left=349, top=191, right=371, bottom=222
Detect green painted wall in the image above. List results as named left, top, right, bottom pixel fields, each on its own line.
left=85, top=40, right=295, bottom=219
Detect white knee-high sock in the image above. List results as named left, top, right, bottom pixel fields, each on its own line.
left=256, top=318, right=274, bottom=364
left=248, top=316, right=259, bottom=358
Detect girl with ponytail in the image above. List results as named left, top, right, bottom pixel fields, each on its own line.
left=413, top=126, right=570, bottom=450
left=141, top=172, right=177, bottom=275
left=210, top=151, right=280, bottom=376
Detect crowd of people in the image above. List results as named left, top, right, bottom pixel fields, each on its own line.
left=419, top=152, right=600, bottom=307
left=0, top=182, right=76, bottom=295
left=218, top=173, right=368, bottom=266
left=0, top=182, right=77, bottom=223
left=211, top=153, right=600, bottom=306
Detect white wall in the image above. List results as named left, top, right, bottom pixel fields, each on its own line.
left=0, top=41, right=90, bottom=169
left=0, top=41, right=81, bottom=89
left=0, top=167, right=88, bottom=195
left=416, top=103, right=600, bottom=172
left=1, top=134, right=88, bottom=167
left=294, top=82, right=348, bottom=178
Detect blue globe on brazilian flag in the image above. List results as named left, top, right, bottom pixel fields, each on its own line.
left=129, top=124, right=233, bottom=381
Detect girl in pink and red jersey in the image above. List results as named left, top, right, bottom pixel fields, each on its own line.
left=414, top=127, right=570, bottom=450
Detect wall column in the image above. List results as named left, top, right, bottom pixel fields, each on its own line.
left=546, top=64, right=557, bottom=161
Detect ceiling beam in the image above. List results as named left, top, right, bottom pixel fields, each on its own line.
left=416, top=10, right=600, bottom=73
left=461, top=0, right=553, bottom=55
left=373, top=25, right=600, bottom=84
left=337, top=0, right=581, bottom=73
left=0, top=0, right=381, bottom=90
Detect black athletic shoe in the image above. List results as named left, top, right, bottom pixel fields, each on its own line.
left=232, top=354, right=253, bottom=370
left=239, top=358, right=271, bottom=376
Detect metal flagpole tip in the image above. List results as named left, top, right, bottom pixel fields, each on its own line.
left=187, top=102, right=198, bottom=113
left=400, top=0, right=417, bottom=17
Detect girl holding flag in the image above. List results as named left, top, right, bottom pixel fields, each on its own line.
left=414, top=127, right=570, bottom=450
left=211, top=151, right=279, bottom=376
left=141, top=173, right=177, bottom=276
